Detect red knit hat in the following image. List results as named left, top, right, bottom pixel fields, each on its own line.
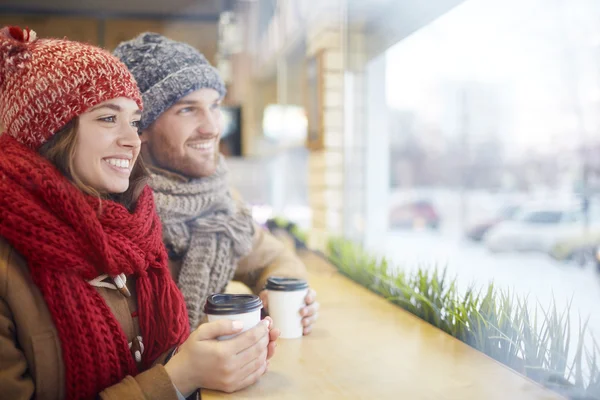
left=0, top=26, right=143, bottom=150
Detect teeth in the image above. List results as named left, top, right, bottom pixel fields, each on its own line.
left=105, top=158, right=130, bottom=169
left=189, top=142, right=213, bottom=150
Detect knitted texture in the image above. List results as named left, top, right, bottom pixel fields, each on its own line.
left=0, top=135, right=190, bottom=399
left=113, top=32, right=226, bottom=130
left=0, top=26, right=142, bottom=150
left=151, top=156, right=255, bottom=328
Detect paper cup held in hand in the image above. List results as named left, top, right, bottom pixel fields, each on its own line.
left=204, top=294, right=263, bottom=340
left=266, top=277, right=309, bottom=339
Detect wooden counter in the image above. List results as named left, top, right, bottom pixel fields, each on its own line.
left=203, top=251, right=562, bottom=400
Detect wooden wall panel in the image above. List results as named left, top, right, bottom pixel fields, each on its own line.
left=0, top=15, right=218, bottom=63
left=0, top=15, right=99, bottom=45
left=104, top=20, right=218, bottom=63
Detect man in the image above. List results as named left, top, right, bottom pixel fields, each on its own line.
left=114, top=33, right=319, bottom=332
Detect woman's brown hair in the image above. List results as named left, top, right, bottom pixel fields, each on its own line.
left=38, top=117, right=149, bottom=211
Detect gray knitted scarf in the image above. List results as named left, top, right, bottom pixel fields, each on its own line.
left=150, top=157, right=255, bottom=328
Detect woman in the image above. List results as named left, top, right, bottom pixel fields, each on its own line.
left=0, top=27, right=274, bottom=400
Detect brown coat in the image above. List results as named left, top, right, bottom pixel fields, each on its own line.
left=236, top=224, right=308, bottom=292
left=0, top=238, right=180, bottom=400
left=231, top=187, right=307, bottom=293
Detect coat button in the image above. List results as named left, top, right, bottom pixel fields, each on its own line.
left=113, top=274, right=131, bottom=298
left=129, top=336, right=144, bottom=363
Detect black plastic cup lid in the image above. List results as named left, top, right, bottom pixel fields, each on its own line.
left=204, top=294, right=263, bottom=315
left=265, top=277, right=309, bottom=292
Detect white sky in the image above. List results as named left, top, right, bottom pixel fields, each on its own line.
left=385, top=0, right=600, bottom=154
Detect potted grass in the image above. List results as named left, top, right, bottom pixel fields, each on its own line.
left=326, top=237, right=600, bottom=400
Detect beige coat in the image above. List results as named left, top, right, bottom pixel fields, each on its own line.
left=0, top=238, right=180, bottom=400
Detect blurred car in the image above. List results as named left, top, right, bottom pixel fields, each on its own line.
left=549, top=233, right=600, bottom=266
left=389, top=200, right=441, bottom=230
left=466, top=205, right=520, bottom=241
left=484, top=206, right=589, bottom=253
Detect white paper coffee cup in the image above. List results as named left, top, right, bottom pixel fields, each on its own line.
left=266, top=277, right=309, bottom=339
left=204, top=294, right=263, bottom=340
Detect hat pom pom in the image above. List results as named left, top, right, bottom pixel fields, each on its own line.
left=3, top=26, right=37, bottom=43
left=0, top=26, right=36, bottom=85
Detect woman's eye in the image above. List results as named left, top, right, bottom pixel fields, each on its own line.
left=98, top=116, right=116, bottom=123
left=179, top=107, right=194, bottom=114
left=131, top=120, right=141, bottom=128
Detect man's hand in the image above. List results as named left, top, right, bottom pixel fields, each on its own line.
left=260, top=288, right=319, bottom=335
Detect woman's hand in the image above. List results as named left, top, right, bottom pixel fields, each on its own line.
left=165, top=317, right=275, bottom=394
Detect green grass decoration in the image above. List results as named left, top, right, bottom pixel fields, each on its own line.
left=326, top=237, right=600, bottom=400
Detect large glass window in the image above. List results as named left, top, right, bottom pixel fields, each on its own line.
left=361, top=0, right=600, bottom=388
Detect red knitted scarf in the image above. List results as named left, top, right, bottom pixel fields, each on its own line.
left=0, top=135, right=190, bottom=399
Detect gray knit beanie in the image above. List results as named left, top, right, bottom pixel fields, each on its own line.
left=114, top=32, right=226, bottom=130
